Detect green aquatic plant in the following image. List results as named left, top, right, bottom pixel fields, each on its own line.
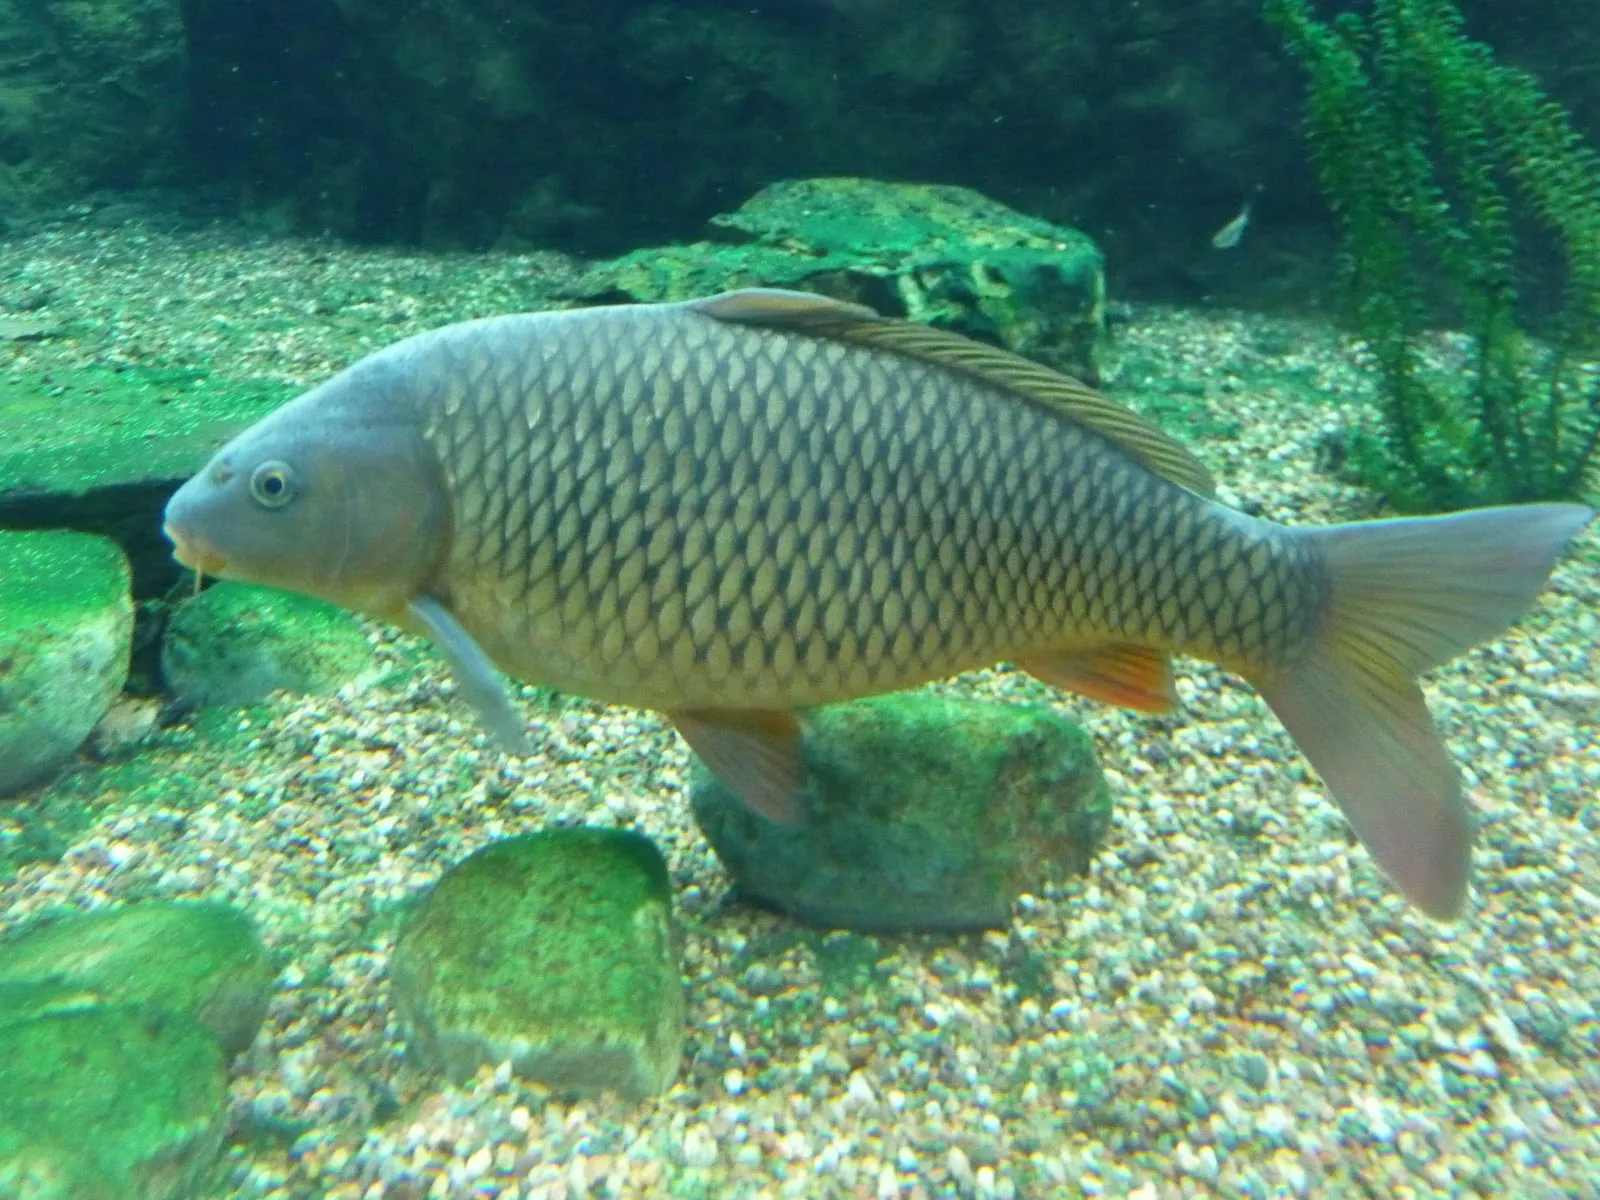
left=1266, top=0, right=1600, bottom=510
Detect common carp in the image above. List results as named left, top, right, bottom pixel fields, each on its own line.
left=162, top=289, right=1593, bottom=917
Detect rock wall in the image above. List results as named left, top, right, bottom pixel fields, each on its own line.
left=3, top=1, right=1595, bottom=303
left=174, top=0, right=1598, bottom=303
left=0, top=0, right=185, bottom=219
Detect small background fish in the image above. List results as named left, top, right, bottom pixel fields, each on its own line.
left=1212, top=185, right=1264, bottom=249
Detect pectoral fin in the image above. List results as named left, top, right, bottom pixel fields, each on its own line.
left=1018, top=643, right=1178, bottom=713
left=407, top=595, right=530, bottom=754
left=671, top=708, right=805, bottom=824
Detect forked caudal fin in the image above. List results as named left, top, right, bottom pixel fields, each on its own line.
left=1247, top=502, right=1592, bottom=919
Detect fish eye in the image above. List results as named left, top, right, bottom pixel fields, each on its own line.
left=249, top=460, right=297, bottom=509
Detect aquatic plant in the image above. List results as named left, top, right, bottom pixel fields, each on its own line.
left=1266, top=0, right=1600, bottom=509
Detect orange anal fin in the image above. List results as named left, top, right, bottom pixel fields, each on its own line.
left=670, top=708, right=805, bottom=825
left=1018, top=644, right=1179, bottom=713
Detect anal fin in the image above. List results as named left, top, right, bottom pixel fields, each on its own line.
left=671, top=708, right=805, bottom=824
left=1018, top=643, right=1178, bottom=713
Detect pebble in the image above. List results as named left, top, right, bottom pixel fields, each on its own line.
left=680, top=1124, right=718, bottom=1169
left=947, top=1146, right=974, bottom=1190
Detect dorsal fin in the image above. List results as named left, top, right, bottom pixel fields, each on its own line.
left=691, top=288, right=1217, bottom=497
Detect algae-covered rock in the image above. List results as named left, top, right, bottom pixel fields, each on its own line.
left=0, top=531, right=133, bottom=796
left=691, top=693, right=1112, bottom=931
left=391, top=828, right=685, bottom=1100
left=160, top=580, right=381, bottom=710
left=0, top=984, right=228, bottom=1200
left=568, top=178, right=1107, bottom=382
left=0, top=365, right=295, bottom=600
left=0, top=901, right=273, bottom=1058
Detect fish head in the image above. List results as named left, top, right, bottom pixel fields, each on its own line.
left=163, top=358, right=448, bottom=619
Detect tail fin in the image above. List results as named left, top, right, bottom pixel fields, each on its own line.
left=1249, top=503, right=1593, bottom=919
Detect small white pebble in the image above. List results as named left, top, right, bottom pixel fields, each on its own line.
left=845, top=1072, right=877, bottom=1109
left=681, top=1123, right=718, bottom=1169
left=947, top=1146, right=974, bottom=1189
left=1342, top=952, right=1378, bottom=980
left=1257, top=1104, right=1294, bottom=1139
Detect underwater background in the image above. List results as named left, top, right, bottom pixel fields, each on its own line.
left=1, top=0, right=1598, bottom=1197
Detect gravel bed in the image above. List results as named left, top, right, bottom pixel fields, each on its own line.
left=1, top=202, right=1597, bottom=1199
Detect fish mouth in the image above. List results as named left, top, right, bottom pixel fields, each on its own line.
left=163, top=522, right=228, bottom=582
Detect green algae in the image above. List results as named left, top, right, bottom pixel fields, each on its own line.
left=0, top=364, right=292, bottom=499
left=692, top=693, right=1113, bottom=931
left=0, top=530, right=134, bottom=796
left=161, top=581, right=380, bottom=710
left=0, top=988, right=228, bottom=1200
left=0, top=529, right=131, bottom=623
left=0, top=364, right=297, bottom=600
left=570, top=178, right=1106, bottom=381
left=0, top=901, right=273, bottom=1058
left=390, top=827, right=685, bottom=1099
left=713, top=178, right=1098, bottom=261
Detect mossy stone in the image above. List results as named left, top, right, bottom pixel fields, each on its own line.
left=391, top=828, right=684, bottom=1100
left=0, top=900, right=272, bottom=1057
left=0, top=984, right=228, bottom=1200
left=691, top=693, right=1113, bottom=931
left=160, top=580, right=380, bottom=709
left=568, top=178, right=1106, bottom=382
left=0, top=365, right=295, bottom=601
left=0, top=530, right=133, bottom=795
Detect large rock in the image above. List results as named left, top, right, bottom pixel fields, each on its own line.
left=568, top=177, right=1106, bottom=382
left=391, top=828, right=684, bottom=1100
left=0, top=901, right=273, bottom=1058
left=0, top=983, right=229, bottom=1200
left=0, top=365, right=294, bottom=600
left=691, top=693, right=1113, bottom=931
left=160, top=581, right=381, bottom=711
left=0, top=531, right=133, bottom=795
left=0, top=0, right=186, bottom=219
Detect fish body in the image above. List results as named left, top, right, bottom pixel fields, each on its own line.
left=412, top=303, right=1309, bottom=711
left=164, top=289, right=1592, bottom=918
